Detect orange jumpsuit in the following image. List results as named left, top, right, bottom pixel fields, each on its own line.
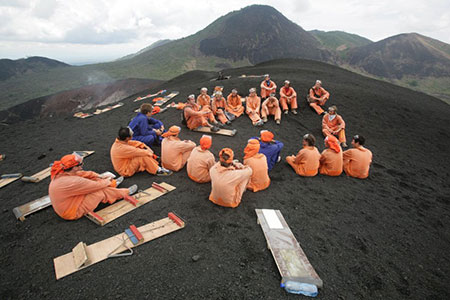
left=286, top=146, right=321, bottom=176
left=322, top=113, right=346, bottom=143
left=244, top=154, right=270, bottom=192
left=308, top=86, right=330, bottom=115
left=246, top=95, right=262, bottom=124
left=261, top=97, right=282, bottom=121
left=319, top=148, right=343, bottom=176
left=49, top=171, right=128, bottom=220
left=197, top=94, right=211, bottom=108
left=279, top=86, right=297, bottom=111
left=226, top=94, right=244, bottom=117
left=110, top=139, right=159, bottom=177
left=209, top=162, right=252, bottom=208
left=184, top=103, right=215, bottom=130
left=161, top=136, right=196, bottom=171
left=343, top=146, right=372, bottom=179
left=211, top=96, right=228, bottom=124
left=186, top=146, right=216, bottom=183
left=260, top=80, right=277, bottom=98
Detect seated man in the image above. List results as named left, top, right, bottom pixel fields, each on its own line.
left=129, top=103, right=164, bottom=147
left=226, top=89, right=244, bottom=118
left=243, top=139, right=270, bottom=192
left=343, top=135, right=372, bottom=179
left=110, top=127, right=172, bottom=177
left=286, top=134, right=321, bottom=177
left=307, top=80, right=330, bottom=115
left=246, top=88, right=263, bottom=126
left=183, top=95, right=220, bottom=132
left=49, top=153, right=137, bottom=220
left=256, top=130, right=284, bottom=171
left=261, top=93, right=282, bottom=125
left=211, top=91, right=230, bottom=125
left=209, top=148, right=252, bottom=208
left=279, top=80, right=298, bottom=115
left=260, top=74, right=277, bottom=99
left=197, top=87, right=211, bottom=108
left=161, top=126, right=196, bottom=171
left=186, top=135, right=216, bottom=183
left=322, top=105, right=347, bottom=147
left=319, top=135, right=343, bottom=176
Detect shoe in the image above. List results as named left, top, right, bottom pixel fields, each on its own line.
left=226, top=121, right=231, bottom=125
left=276, top=120, right=280, bottom=125
left=341, top=142, right=348, bottom=148
left=157, top=168, right=173, bottom=176
left=262, top=117, right=268, bottom=123
left=128, top=184, right=138, bottom=195
left=277, top=156, right=281, bottom=163
left=292, top=110, right=297, bottom=115
left=255, top=120, right=264, bottom=127
left=283, top=110, right=288, bottom=115
left=115, top=176, right=124, bottom=187
left=211, top=126, right=220, bottom=132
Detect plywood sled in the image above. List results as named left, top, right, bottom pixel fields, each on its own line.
left=54, top=212, right=185, bottom=280
left=86, top=182, right=175, bottom=226
left=93, top=102, right=124, bottom=115
left=73, top=112, right=93, bottom=119
left=193, top=126, right=237, bottom=137
left=0, top=174, right=23, bottom=189
left=239, top=74, right=265, bottom=78
left=154, top=91, right=179, bottom=106
left=21, top=151, right=95, bottom=183
left=134, top=90, right=166, bottom=102
left=255, top=209, right=323, bottom=288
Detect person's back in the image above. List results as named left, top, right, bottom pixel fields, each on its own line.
left=320, top=148, right=343, bottom=176
left=259, top=140, right=284, bottom=171
left=244, top=154, right=270, bottom=192
left=286, top=134, right=321, bottom=177
left=186, top=136, right=215, bottom=183
left=161, top=126, right=196, bottom=172
left=343, top=146, right=372, bottom=179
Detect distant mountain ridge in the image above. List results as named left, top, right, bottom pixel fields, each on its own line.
left=309, top=30, right=372, bottom=51
left=0, top=56, right=69, bottom=81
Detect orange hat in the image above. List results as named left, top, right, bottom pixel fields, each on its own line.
left=325, top=135, right=341, bottom=153
left=50, top=153, right=83, bottom=179
left=260, top=130, right=274, bottom=143
left=162, top=125, right=180, bottom=138
left=244, top=139, right=260, bottom=159
left=199, top=135, right=212, bottom=150
left=219, top=148, right=234, bottom=164
left=151, top=106, right=161, bottom=115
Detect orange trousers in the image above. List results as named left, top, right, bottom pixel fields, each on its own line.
left=280, top=96, right=298, bottom=111
left=323, top=128, right=346, bottom=143
left=261, top=106, right=281, bottom=121
left=75, top=187, right=129, bottom=219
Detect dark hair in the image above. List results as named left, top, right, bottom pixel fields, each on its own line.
left=220, top=152, right=232, bottom=167
left=303, top=134, right=316, bottom=146
left=353, top=135, right=365, bottom=145
left=118, top=127, right=132, bottom=141
left=140, top=103, right=153, bottom=115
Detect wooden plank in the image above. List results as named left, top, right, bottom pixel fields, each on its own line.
left=134, top=90, right=166, bottom=102
left=255, top=209, right=323, bottom=288
left=0, top=175, right=22, bottom=189
left=73, top=112, right=93, bottom=119
left=72, top=242, right=89, bottom=269
left=193, top=126, right=237, bottom=136
left=87, top=182, right=175, bottom=226
left=54, top=214, right=185, bottom=280
left=12, top=195, right=51, bottom=221
left=154, top=91, right=179, bottom=106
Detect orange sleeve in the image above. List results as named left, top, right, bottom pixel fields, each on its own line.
left=337, top=115, right=345, bottom=129
left=184, top=106, right=203, bottom=117
left=322, top=114, right=329, bottom=130
left=321, top=88, right=330, bottom=99
left=309, top=88, right=315, bottom=98
left=291, top=88, right=297, bottom=97
left=294, top=150, right=304, bottom=164
left=117, top=144, right=152, bottom=159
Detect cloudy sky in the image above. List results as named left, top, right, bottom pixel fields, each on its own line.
left=1, top=0, right=449, bottom=65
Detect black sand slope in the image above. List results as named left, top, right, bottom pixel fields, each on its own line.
left=0, top=59, right=449, bottom=299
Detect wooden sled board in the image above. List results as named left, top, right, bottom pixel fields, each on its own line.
left=193, top=126, right=237, bottom=136
left=86, top=182, right=175, bottom=226
left=154, top=91, right=179, bottom=106
left=73, top=112, right=93, bottom=119
left=21, top=151, right=95, bottom=183
left=255, top=209, right=323, bottom=288
left=54, top=213, right=185, bottom=280
left=134, top=90, right=166, bottom=102
left=0, top=174, right=23, bottom=189
left=93, top=102, right=124, bottom=115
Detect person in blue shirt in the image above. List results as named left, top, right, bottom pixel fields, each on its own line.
left=129, top=103, right=164, bottom=147
left=252, top=130, right=284, bottom=171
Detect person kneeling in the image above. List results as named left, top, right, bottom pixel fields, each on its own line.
left=187, top=135, right=216, bottom=183
left=243, top=139, right=270, bottom=192
left=286, top=134, right=321, bottom=176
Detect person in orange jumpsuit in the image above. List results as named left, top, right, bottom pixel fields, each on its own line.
left=197, top=87, right=211, bottom=108
left=246, top=88, right=263, bottom=126
left=110, top=127, right=172, bottom=177
left=322, top=105, right=347, bottom=147
left=243, top=139, right=270, bottom=192
left=343, top=135, right=372, bottom=179
left=260, top=74, right=277, bottom=99
left=183, top=95, right=220, bottom=132
left=286, top=134, right=321, bottom=176
left=49, top=153, right=137, bottom=220
left=211, top=91, right=230, bottom=125
left=226, top=89, right=244, bottom=118
left=279, top=80, right=298, bottom=115
left=209, top=148, right=253, bottom=208
left=161, top=125, right=196, bottom=171
left=319, top=135, right=343, bottom=176
left=307, top=80, right=330, bottom=115
left=186, top=135, right=216, bottom=183
left=261, top=93, right=282, bottom=125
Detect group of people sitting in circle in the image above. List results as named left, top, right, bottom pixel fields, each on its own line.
left=47, top=75, right=372, bottom=220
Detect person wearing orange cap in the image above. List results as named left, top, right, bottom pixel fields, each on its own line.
left=209, top=148, right=252, bottom=208
left=253, top=130, right=284, bottom=171
left=211, top=91, right=231, bottom=125
left=319, top=135, right=343, bottom=176
left=343, top=135, right=372, bottom=179
left=161, top=126, right=196, bottom=171
left=322, top=105, right=347, bottom=148
left=183, top=95, right=220, bottom=132
left=279, top=80, right=298, bottom=115
left=286, top=134, right=321, bottom=176
left=129, top=103, right=164, bottom=147
left=246, top=88, right=263, bottom=126
left=243, top=139, right=270, bottom=192
left=110, top=127, right=172, bottom=177
left=261, top=93, right=282, bottom=125
left=186, top=135, right=216, bottom=183
left=49, top=153, right=138, bottom=220
left=260, top=74, right=277, bottom=99
left=226, top=89, right=244, bottom=118
left=307, top=80, right=330, bottom=115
